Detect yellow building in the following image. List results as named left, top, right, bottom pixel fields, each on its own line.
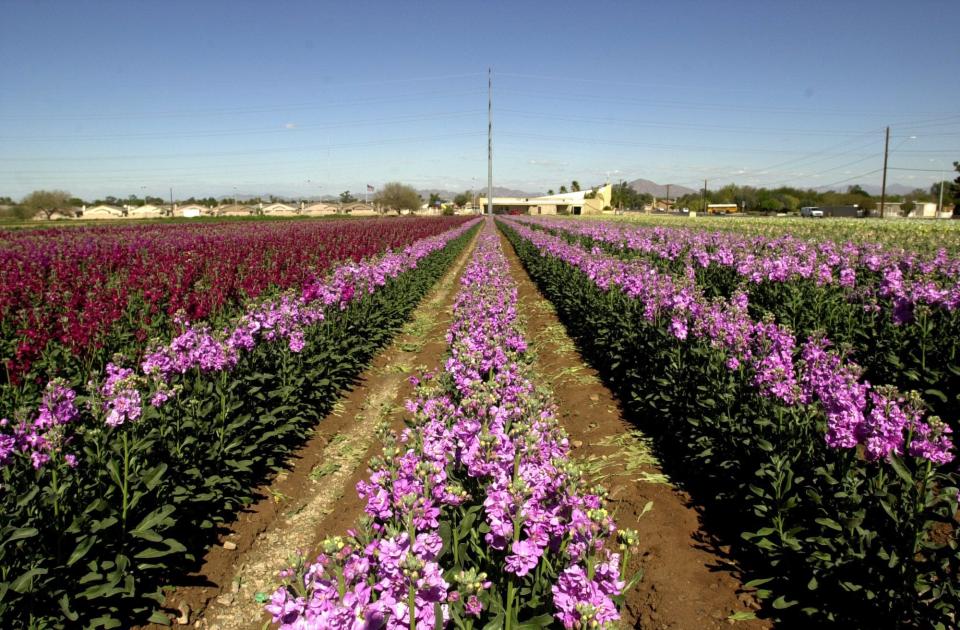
left=478, top=184, right=612, bottom=215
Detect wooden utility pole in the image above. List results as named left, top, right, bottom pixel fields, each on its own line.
left=701, top=179, right=707, bottom=214
left=938, top=179, right=946, bottom=219
left=666, top=184, right=671, bottom=209
left=879, top=126, right=890, bottom=218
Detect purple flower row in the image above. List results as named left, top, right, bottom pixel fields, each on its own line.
left=266, top=220, right=628, bottom=629
left=0, top=220, right=480, bottom=474
left=502, top=217, right=954, bottom=466
left=519, top=216, right=960, bottom=325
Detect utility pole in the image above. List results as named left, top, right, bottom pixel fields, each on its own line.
left=879, top=126, right=890, bottom=219
left=487, top=67, right=493, bottom=216
left=701, top=179, right=707, bottom=214
left=169, top=187, right=173, bottom=217
left=938, top=179, right=945, bottom=219
left=666, top=184, right=671, bottom=210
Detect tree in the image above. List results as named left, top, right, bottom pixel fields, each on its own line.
left=428, top=193, right=445, bottom=208
left=559, top=185, right=568, bottom=194
left=373, top=182, right=421, bottom=215
left=453, top=191, right=471, bottom=208
left=900, top=200, right=916, bottom=216
left=547, top=189, right=554, bottom=195
left=779, top=194, right=800, bottom=212
left=571, top=180, right=581, bottom=192
left=610, top=182, right=650, bottom=210
left=954, top=161, right=960, bottom=207
left=21, top=190, right=72, bottom=219
left=339, top=190, right=357, bottom=203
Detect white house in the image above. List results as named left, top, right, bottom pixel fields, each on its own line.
left=261, top=203, right=298, bottom=216
left=216, top=203, right=252, bottom=217
left=302, top=202, right=338, bottom=215
left=126, top=204, right=165, bottom=219
left=81, top=204, right=125, bottom=219
left=173, top=204, right=208, bottom=218
left=907, top=202, right=940, bottom=219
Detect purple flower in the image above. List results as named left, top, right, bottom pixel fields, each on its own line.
left=505, top=538, right=542, bottom=576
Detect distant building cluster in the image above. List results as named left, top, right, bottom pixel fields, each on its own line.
left=32, top=201, right=385, bottom=221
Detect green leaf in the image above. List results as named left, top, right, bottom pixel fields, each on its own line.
left=482, top=613, right=505, bottom=630
left=68, top=536, right=97, bottom=566
left=728, top=611, right=758, bottom=621
left=131, top=504, right=175, bottom=535
left=772, top=595, right=798, bottom=609
left=516, top=613, right=555, bottom=628
left=3, top=527, right=38, bottom=545
left=815, top=518, right=842, bottom=531
left=744, top=577, right=775, bottom=589
left=148, top=609, right=172, bottom=625
left=887, top=454, right=914, bottom=485
left=11, top=567, right=47, bottom=593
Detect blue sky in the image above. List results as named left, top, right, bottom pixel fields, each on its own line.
left=1, top=0, right=958, bottom=200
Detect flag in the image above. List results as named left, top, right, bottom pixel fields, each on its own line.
left=367, top=184, right=374, bottom=192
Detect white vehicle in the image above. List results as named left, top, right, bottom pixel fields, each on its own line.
left=800, top=206, right=824, bottom=218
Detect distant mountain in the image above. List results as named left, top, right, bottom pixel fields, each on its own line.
left=627, top=178, right=696, bottom=198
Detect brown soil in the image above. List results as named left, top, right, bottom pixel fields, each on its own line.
left=498, top=228, right=772, bottom=630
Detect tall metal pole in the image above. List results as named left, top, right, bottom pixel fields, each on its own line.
left=938, top=179, right=945, bottom=219
left=879, top=126, right=890, bottom=219
left=487, top=68, right=493, bottom=216
left=701, top=179, right=707, bottom=214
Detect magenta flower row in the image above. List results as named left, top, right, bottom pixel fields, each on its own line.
left=0, top=219, right=480, bottom=474
left=266, top=221, right=625, bottom=629
left=502, top=217, right=954, bottom=466
left=0, top=217, right=470, bottom=382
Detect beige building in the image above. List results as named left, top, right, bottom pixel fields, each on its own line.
left=478, top=184, right=612, bottom=215
left=302, top=202, right=338, bottom=215
left=261, top=203, right=298, bottom=216
left=126, top=204, right=165, bottom=219
left=215, top=203, right=253, bottom=217
left=81, top=204, right=126, bottom=219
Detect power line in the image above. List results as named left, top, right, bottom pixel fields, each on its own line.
left=0, top=130, right=486, bottom=167
left=0, top=88, right=487, bottom=121
left=496, top=87, right=960, bottom=119
left=499, top=108, right=889, bottom=137
left=0, top=110, right=486, bottom=142
left=813, top=169, right=883, bottom=190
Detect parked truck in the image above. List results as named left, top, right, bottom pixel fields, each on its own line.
left=801, top=205, right=864, bottom=218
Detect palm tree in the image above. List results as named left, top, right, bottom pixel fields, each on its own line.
left=571, top=181, right=581, bottom=192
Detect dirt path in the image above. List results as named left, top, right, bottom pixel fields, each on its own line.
left=161, top=231, right=479, bottom=630
left=497, top=227, right=772, bottom=630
